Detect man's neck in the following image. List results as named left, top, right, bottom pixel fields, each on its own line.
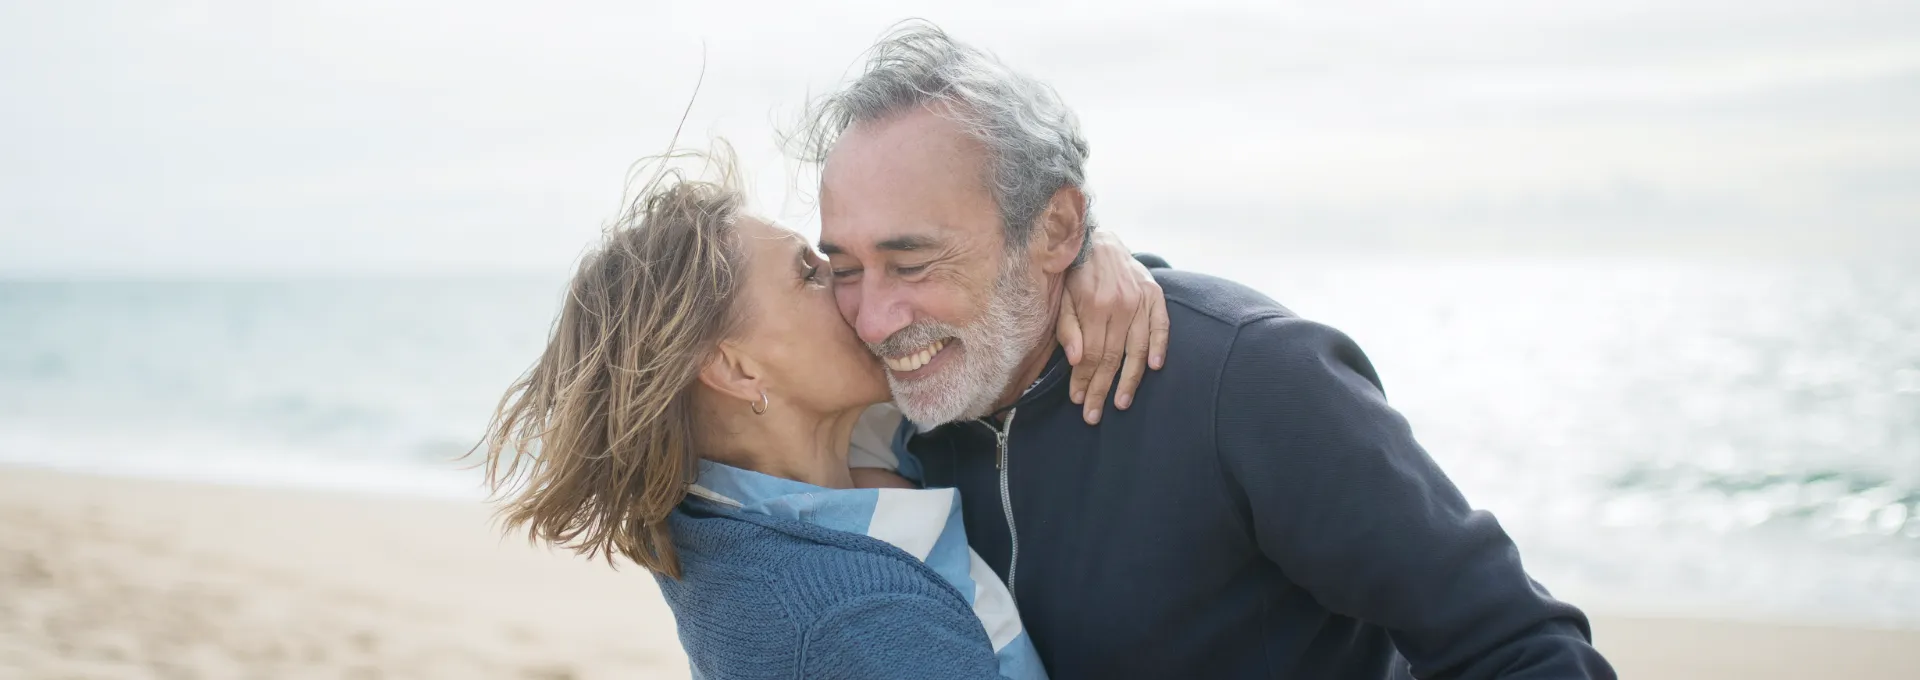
left=988, top=274, right=1067, bottom=415
left=990, top=338, right=1058, bottom=417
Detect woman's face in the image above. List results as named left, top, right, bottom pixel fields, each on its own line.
left=729, top=217, right=890, bottom=415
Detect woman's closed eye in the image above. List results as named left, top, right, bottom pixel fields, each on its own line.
left=798, top=246, right=831, bottom=286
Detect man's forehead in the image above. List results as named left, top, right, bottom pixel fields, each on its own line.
left=820, top=108, right=989, bottom=200
left=818, top=229, right=947, bottom=256
left=815, top=108, right=996, bottom=258
left=826, top=106, right=975, bottom=166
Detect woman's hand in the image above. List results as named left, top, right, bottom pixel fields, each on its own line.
left=1058, top=231, right=1170, bottom=425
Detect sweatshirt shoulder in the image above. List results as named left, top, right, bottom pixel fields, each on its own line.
left=1155, top=268, right=1298, bottom=330
left=1152, top=268, right=1381, bottom=392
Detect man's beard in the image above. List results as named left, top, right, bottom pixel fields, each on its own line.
left=871, top=259, right=1050, bottom=429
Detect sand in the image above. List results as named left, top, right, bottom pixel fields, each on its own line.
left=3, top=466, right=1916, bottom=679
left=0, top=467, right=682, bottom=679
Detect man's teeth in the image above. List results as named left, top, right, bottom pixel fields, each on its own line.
left=884, top=339, right=948, bottom=372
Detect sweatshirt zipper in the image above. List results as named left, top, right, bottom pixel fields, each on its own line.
left=993, top=407, right=1021, bottom=601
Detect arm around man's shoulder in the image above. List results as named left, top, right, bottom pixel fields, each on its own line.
left=1213, top=315, right=1615, bottom=679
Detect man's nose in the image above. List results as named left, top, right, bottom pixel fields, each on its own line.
left=855, top=281, right=912, bottom=347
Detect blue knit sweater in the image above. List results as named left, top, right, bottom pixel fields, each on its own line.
left=655, top=497, right=1012, bottom=679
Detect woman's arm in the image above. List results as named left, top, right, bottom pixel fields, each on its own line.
left=800, top=593, right=1010, bottom=679
left=1058, top=231, right=1170, bottom=425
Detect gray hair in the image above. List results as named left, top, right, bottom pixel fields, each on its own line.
left=788, top=21, right=1096, bottom=263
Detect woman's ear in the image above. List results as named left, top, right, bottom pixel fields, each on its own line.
left=696, top=341, right=763, bottom=406
left=1033, top=186, right=1088, bottom=275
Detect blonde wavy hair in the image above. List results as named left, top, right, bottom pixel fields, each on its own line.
left=475, top=145, right=747, bottom=577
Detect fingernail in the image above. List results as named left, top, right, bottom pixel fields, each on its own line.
left=1116, top=394, right=1131, bottom=409
left=1086, top=408, right=1101, bottom=424
left=1073, top=389, right=1085, bottom=403
left=1150, top=354, right=1163, bottom=369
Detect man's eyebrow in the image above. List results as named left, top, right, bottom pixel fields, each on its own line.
left=817, top=234, right=943, bottom=255
left=877, top=234, right=940, bottom=252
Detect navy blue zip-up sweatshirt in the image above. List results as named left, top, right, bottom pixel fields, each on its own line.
left=905, top=266, right=1615, bottom=679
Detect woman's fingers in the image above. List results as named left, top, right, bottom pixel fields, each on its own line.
left=1068, top=305, right=1110, bottom=407
left=1113, top=295, right=1154, bottom=410
left=1056, top=293, right=1083, bottom=367
left=1149, top=282, right=1170, bottom=370
left=1058, top=230, right=1168, bottom=420
left=1076, top=297, right=1130, bottom=424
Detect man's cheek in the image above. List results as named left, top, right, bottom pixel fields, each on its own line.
left=833, top=285, right=860, bottom=325
left=913, top=283, right=968, bottom=331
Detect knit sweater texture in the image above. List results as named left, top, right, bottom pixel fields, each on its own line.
left=655, top=499, right=1012, bottom=679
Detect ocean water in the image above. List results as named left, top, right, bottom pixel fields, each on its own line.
left=2, top=257, right=1917, bottom=628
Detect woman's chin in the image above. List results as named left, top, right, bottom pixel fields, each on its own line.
left=859, top=366, right=893, bottom=408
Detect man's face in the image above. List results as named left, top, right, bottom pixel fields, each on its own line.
left=818, top=106, right=1048, bottom=426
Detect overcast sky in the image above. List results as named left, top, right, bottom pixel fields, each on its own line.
left=3, top=0, right=1916, bottom=275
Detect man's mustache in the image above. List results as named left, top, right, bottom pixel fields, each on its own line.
left=870, top=321, right=963, bottom=358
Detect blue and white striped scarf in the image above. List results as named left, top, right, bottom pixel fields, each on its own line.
left=687, top=460, right=1047, bottom=680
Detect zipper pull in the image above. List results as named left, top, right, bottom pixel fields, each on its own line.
left=985, top=408, right=1018, bottom=470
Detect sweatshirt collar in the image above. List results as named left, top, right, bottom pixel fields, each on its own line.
left=984, top=344, right=1072, bottom=421
left=685, top=460, right=821, bottom=511
left=685, top=460, right=962, bottom=564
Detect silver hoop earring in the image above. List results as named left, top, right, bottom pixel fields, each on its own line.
left=751, top=390, right=769, bottom=415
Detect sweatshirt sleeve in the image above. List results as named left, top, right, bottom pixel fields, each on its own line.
left=800, top=593, right=1010, bottom=680
left=1215, top=315, right=1615, bottom=680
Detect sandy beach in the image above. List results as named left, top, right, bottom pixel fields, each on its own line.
left=3, top=466, right=1915, bottom=680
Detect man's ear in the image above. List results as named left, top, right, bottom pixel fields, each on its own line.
left=696, top=341, right=763, bottom=406
left=1032, top=186, right=1087, bottom=275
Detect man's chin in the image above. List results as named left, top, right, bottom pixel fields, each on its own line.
left=888, top=378, right=973, bottom=429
